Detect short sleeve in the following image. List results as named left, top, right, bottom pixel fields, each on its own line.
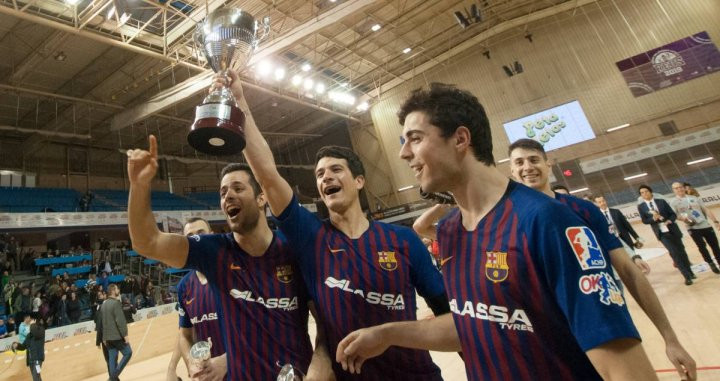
left=530, top=203, right=640, bottom=351
left=274, top=194, right=323, bottom=250
left=274, top=195, right=324, bottom=284
left=183, top=234, right=224, bottom=282
left=404, top=228, right=446, bottom=298
left=176, top=281, right=192, bottom=328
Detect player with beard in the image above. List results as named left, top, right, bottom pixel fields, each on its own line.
left=127, top=141, right=333, bottom=380
left=166, top=217, right=226, bottom=381
left=214, top=69, right=449, bottom=380
left=335, top=83, right=659, bottom=381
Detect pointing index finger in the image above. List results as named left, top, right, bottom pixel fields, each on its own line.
left=148, top=135, right=158, bottom=159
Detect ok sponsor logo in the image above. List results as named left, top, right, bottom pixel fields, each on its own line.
left=578, top=272, right=625, bottom=306
left=566, top=226, right=606, bottom=270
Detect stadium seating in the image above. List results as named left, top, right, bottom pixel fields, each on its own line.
left=0, top=187, right=220, bottom=213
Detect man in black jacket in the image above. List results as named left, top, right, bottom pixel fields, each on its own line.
left=594, top=195, right=645, bottom=250
left=94, top=290, right=110, bottom=375
left=637, top=185, right=694, bottom=285
left=25, top=318, right=45, bottom=381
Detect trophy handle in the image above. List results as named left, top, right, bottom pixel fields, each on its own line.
left=255, top=16, right=271, bottom=47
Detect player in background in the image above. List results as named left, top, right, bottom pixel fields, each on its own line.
left=166, top=217, right=226, bottom=381
left=336, top=83, right=658, bottom=381
left=505, top=138, right=694, bottom=379
left=215, top=69, right=449, bottom=380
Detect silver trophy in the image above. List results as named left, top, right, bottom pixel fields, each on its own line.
left=277, top=362, right=305, bottom=381
left=189, top=338, right=213, bottom=371
left=189, top=8, right=270, bottom=155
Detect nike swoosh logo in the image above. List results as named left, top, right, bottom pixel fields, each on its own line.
left=440, top=256, right=454, bottom=267
left=329, top=249, right=346, bottom=253
left=230, top=263, right=242, bottom=270
left=185, top=298, right=195, bottom=305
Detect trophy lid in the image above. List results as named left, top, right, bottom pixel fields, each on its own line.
left=195, top=8, right=259, bottom=72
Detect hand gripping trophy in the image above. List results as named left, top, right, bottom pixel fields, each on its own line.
left=189, top=337, right=213, bottom=374
left=276, top=362, right=305, bottom=381
left=188, top=8, right=269, bottom=155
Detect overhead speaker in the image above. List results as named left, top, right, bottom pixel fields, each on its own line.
left=658, top=120, right=678, bottom=136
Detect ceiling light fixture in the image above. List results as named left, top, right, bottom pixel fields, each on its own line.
left=357, top=102, right=369, bottom=111
left=301, top=63, right=311, bottom=72
left=371, top=24, right=381, bottom=32
left=403, top=47, right=412, bottom=54
left=397, top=185, right=416, bottom=192
left=291, top=75, right=303, bottom=86
left=53, top=51, right=67, bottom=61
left=607, top=123, right=630, bottom=132
left=257, top=60, right=272, bottom=77
left=623, top=173, right=648, bottom=181
left=274, top=67, right=285, bottom=81
left=687, top=157, right=713, bottom=165
left=497, top=158, right=510, bottom=164
left=569, top=187, right=589, bottom=194
left=303, top=78, right=314, bottom=90
left=315, top=83, right=325, bottom=94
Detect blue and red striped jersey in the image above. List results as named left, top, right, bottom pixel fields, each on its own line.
left=176, top=271, right=225, bottom=358
left=184, top=231, right=313, bottom=381
left=276, top=195, right=445, bottom=380
left=555, top=192, right=624, bottom=252
left=437, top=181, right=639, bottom=381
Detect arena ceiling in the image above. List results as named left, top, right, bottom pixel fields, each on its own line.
left=0, top=0, right=577, bottom=167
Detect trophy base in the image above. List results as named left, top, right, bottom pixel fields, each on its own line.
left=189, top=103, right=246, bottom=156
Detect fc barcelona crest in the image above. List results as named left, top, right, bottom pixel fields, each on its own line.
left=485, top=251, right=509, bottom=283
left=276, top=265, right=294, bottom=283
left=378, top=251, right=398, bottom=271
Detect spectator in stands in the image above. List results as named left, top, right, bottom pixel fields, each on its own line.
left=102, top=257, right=113, bottom=275
left=120, top=276, right=133, bottom=303
left=6, top=236, right=18, bottom=272
left=121, top=295, right=136, bottom=323
left=11, top=314, right=32, bottom=352
left=32, top=291, right=42, bottom=314
left=55, top=293, right=69, bottom=327
left=46, top=278, right=60, bottom=298
left=142, top=281, right=156, bottom=308
left=80, top=191, right=93, bottom=212
left=22, top=249, right=35, bottom=272
left=25, top=317, right=45, bottom=381
left=160, top=289, right=172, bottom=305
left=4, top=280, right=16, bottom=317
left=1, top=270, right=9, bottom=292
left=68, top=291, right=81, bottom=323
left=86, top=273, right=97, bottom=291
left=98, top=271, right=110, bottom=292
left=0, top=317, right=8, bottom=338
left=684, top=182, right=701, bottom=197
left=14, top=287, right=32, bottom=330
left=6, top=316, right=15, bottom=334
left=1, top=261, right=12, bottom=276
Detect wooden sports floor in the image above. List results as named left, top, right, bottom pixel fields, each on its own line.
left=2, top=224, right=719, bottom=380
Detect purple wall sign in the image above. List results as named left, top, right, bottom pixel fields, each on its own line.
left=616, top=31, right=720, bottom=97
